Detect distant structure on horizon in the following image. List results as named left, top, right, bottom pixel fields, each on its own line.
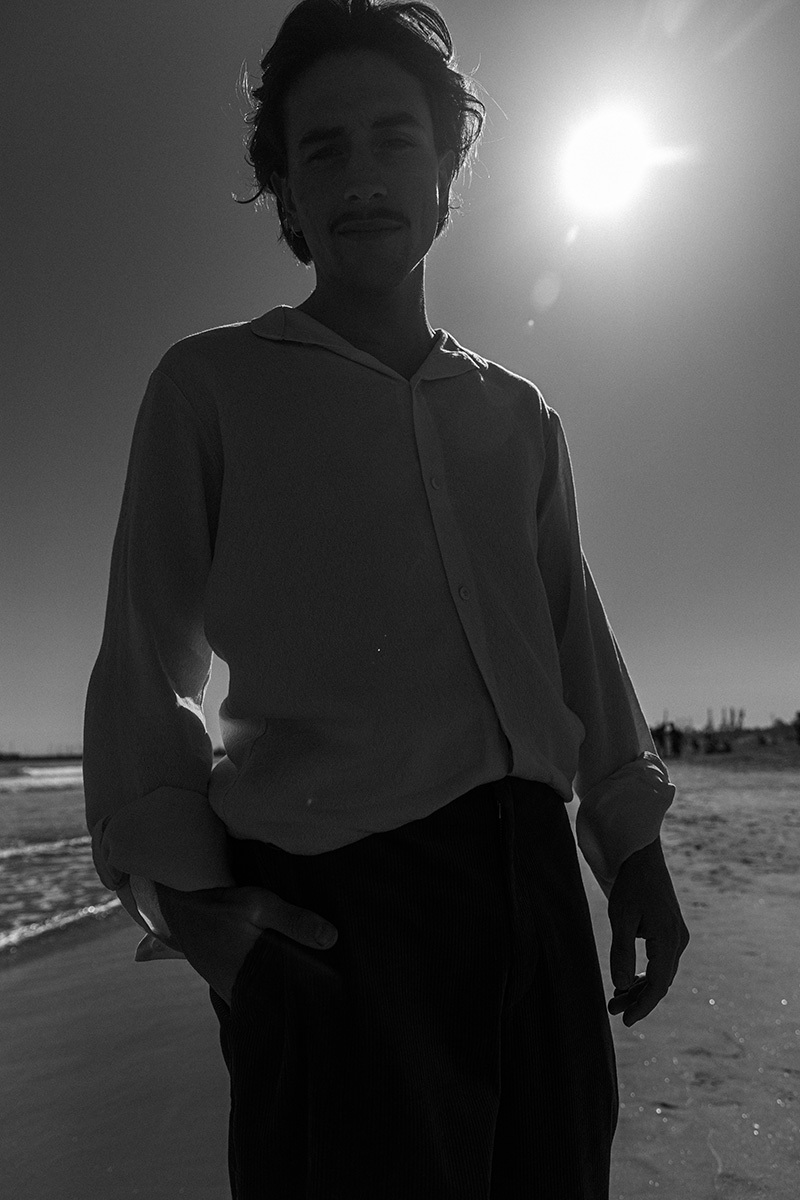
left=651, top=706, right=800, bottom=757
left=3, top=711, right=799, bottom=761
left=658, top=707, right=746, bottom=734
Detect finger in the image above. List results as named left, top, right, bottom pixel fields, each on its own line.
left=272, top=895, right=339, bottom=950
left=607, top=973, right=647, bottom=1015
left=611, top=921, right=685, bottom=1023
left=609, top=923, right=638, bottom=992
left=610, top=961, right=671, bottom=1025
left=239, top=888, right=338, bottom=950
left=618, top=979, right=667, bottom=1026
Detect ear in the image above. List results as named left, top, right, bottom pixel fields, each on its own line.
left=437, top=149, right=457, bottom=216
left=270, top=170, right=297, bottom=227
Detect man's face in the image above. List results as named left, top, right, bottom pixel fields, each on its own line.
left=272, top=49, right=455, bottom=298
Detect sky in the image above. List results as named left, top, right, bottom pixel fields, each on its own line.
left=3, top=0, right=799, bottom=756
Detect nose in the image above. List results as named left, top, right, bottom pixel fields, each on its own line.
left=344, top=178, right=388, bottom=203
left=343, top=147, right=388, bottom=204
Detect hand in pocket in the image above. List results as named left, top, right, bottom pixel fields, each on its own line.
left=154, top=883, right=338, bottom=1005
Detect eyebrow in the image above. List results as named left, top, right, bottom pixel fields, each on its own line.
left=297, top=111, right=426, bottom=151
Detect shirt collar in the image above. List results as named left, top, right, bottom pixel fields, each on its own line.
left=248, top=305, right=483, bottom=381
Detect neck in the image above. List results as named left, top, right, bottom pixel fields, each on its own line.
left=297, top=267, right=435, bottom=369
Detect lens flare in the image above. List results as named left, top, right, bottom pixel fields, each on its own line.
left=561, top=108, right=652, bottom=216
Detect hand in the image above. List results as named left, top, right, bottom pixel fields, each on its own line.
left=607, top=838, right=690, bottom=1026
left=154, top=883, right=338, bottom=1005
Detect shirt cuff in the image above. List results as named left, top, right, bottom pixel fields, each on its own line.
left=575, top=751, right=675, bottom=898
left=90, top=786, right=237, bottom=892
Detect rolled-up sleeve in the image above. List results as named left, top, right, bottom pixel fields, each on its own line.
left=537, top=412, right=675, bottom=896
left=83, top=365, right=235, bottom=897
left=574, top=752, right=675, bottom=897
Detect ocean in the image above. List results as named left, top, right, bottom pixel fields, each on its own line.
left=0, top=761, right=119, bottom=955
left=2, top=754, right=798, bottom=961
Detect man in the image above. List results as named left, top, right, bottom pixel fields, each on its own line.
left=84, top=2, right=689, bottom=1197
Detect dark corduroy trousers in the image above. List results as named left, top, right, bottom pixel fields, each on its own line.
left=209, top=776, right=619, bottom=1198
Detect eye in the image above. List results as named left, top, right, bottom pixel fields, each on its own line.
left=308, top=138, right=414, bottom=161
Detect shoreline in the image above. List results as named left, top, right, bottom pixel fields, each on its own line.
left=0, top=902, right=132, bottom=972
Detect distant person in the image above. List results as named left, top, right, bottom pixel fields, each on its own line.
left=83, top=2, right=689, bottom=1197
left=663, top=720, right=675, bottom=757
left=651, top=722, right=667, bottom=756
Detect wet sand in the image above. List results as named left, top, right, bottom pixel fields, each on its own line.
left=1, top=759, right=798, bottom=1199
left=1, top=907, right=230, bottom=1199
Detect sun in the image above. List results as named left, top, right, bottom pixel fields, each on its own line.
left=560, top=107, right=653, bottom=217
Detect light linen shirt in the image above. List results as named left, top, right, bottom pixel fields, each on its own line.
left=83, top=307, right=674, bottom=959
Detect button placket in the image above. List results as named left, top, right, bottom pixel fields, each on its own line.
left=411, top=384, right=508, bottom=735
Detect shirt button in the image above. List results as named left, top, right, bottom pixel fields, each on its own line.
left=459, top=585, right=471, bottom=600
left=430, top=475, right=441, bottom=489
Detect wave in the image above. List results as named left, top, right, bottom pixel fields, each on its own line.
left=0, top=766, right=84, bottom=794
left=0, top=835, right=91, bottom=860
left=0, top=897, right=121, bottom=953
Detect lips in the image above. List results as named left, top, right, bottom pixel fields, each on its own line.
left=337, top=219, right=405, bottom=234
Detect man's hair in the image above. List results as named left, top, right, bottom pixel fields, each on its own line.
left=236, top=0, right=487, bottom=265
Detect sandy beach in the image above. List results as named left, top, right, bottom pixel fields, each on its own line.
left=2, top=758, right=798, bottom=1199
left=1, top=907, right=230, bottom=1199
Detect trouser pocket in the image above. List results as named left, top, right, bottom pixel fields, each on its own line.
left=230, top=924, right=344, bottom=1021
